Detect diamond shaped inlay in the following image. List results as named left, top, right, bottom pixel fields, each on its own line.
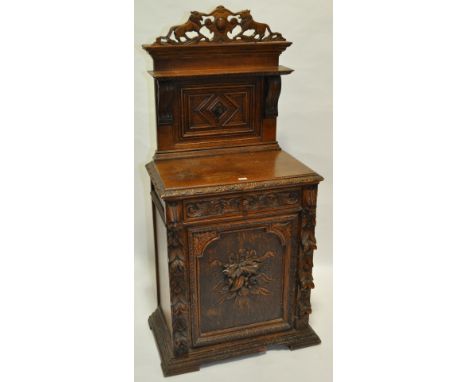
left=211, top=102, right=228, bottom=120
left=186, top=89, right=250, bottom=132
left=204, top=95, right=238, bottom=125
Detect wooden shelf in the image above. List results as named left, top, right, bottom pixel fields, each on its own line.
left=149, top=65, right=294, bottom=79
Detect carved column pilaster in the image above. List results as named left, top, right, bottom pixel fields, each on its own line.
left=296, top=185, right=318, bottom=329
left=165, top=201, right=190, bottom=356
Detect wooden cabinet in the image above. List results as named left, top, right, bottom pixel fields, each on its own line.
left=142, top=6, right=324, bottom=376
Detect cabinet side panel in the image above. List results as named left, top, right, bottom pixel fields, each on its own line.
left=156, top=211, right=172, bottom=333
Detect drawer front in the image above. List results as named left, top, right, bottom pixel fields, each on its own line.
left=188, top=214, right=299, bottom=347
left=183, top=188, right=301, bottom=221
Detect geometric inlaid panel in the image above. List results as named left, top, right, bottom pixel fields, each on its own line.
left=191, top=92, right=247, bottom=128
left=180, top=81, right=259, bottom=139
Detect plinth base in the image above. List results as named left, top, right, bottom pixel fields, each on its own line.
left=148, top=308, right=321, bottom=377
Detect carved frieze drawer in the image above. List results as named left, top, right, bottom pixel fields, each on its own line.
left=183, top=188, right=301, bottom=220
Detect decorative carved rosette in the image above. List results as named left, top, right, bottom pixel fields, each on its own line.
left=166, top=202, right=190, bottom=356
left=296, top=185, right=318, bottom=329
left=154, top=6, right=285, bottom=45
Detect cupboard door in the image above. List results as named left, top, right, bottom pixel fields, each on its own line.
left=188, top=214, right=298, bottom=347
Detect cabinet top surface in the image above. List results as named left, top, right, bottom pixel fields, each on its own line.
left=147, top=150, right=323, bottom=199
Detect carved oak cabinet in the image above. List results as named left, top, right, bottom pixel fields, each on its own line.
left=142, top=6, right=324, bottom=376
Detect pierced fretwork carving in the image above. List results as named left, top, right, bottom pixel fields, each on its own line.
left=296, top=186, right=318, bottom=329
left=264, top=76, right=282, bottom=117
left=166, top=202, right=190, bottom=356
left=154, top=6, right=285, bottom=45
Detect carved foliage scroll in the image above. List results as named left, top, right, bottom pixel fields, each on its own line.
left=185, top=189, right=300, bottom=219
left=187, top=197, right=242, bottom=218
left=154, top=6, right=285, bottom=45
left=242, top=189, right=298, bottom=211
left=264, top=76, right=282, bottom=118
left=166, top=201, right=190, bottom=356
left=296, top=185, right=318, bottom=329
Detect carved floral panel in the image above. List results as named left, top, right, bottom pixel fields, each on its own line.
left=212, top=248, right=275, bottom=305
left=189, top=216, right=298, bottom=347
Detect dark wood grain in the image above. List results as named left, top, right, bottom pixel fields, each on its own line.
left=142, top=5, right=324, bottom=376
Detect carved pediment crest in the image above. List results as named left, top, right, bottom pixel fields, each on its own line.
left=154, top=5, right=285, bottom=45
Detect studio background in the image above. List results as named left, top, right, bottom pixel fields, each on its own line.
left=134, top=1, right=332, bottom=380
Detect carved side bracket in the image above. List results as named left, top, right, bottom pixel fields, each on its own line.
left=296, top=186, right=318, bottom=329
left=264, top=76, right=282, bottom=118
left=166, top=201, right=190, bottom=356
left=157, top=81, right=175, bottom=125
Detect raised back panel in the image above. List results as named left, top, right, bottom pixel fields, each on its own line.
left=143, top=5, right=293, bottom=160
